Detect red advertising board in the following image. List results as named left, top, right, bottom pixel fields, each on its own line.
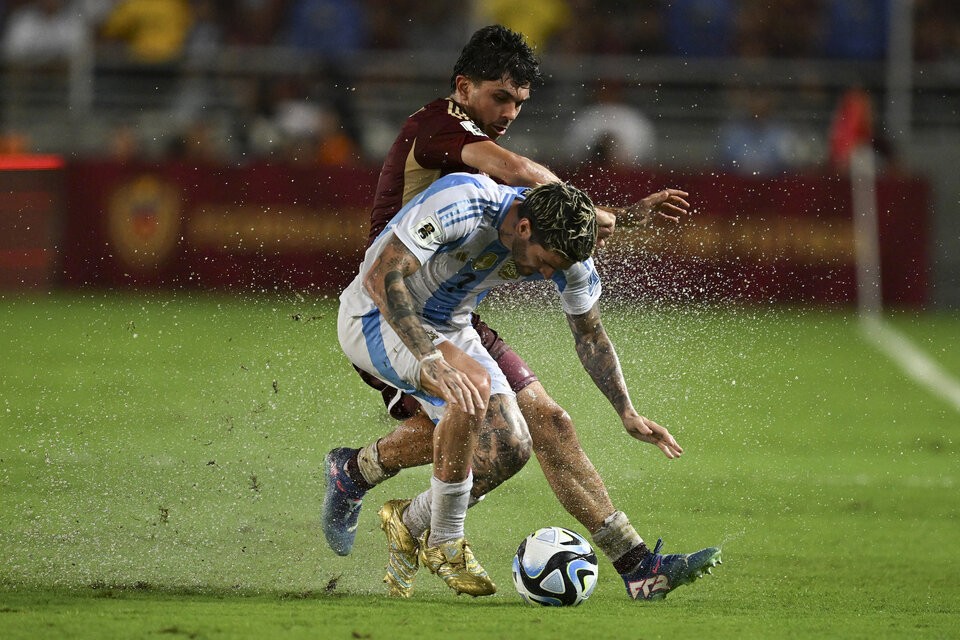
left=62, top=161, right=374, bottom=293
left=0, top=155, right=65, bottom=290
left=59, top=161, right=929, bottom=306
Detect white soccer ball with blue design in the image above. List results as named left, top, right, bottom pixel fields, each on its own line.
left=512, top=526, right=599, bottom=606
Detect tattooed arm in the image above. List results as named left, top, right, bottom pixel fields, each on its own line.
left=363, top=234, right=484, bottom=414
left=567, top=302, right=684, bottom=459
left=363, top=234, right=436, bottom=359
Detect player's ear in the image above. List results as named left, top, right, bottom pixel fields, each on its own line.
left=454, top=75, right=472, bottom=99
left=516, top=217, right=532, bottom=239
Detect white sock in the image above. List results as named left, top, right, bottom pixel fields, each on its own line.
left=402, top=489, right=432, bottom=541
left=402, top=484, right=483, bottom=542
left=427, top=472, right=472, bottom=546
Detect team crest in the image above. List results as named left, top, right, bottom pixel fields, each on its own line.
left=107, top=175, right=181, bottom=270
left=472, top=252, right=497, bottom=271
left=498, top=259, right=519, bottom=280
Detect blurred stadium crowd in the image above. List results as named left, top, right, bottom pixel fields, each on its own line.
left=1, top=0, right=959, bottom=170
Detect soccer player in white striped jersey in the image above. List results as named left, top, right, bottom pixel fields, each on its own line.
left=338, top=173, right=601, bottom=596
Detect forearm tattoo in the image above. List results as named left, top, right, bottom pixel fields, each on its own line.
left=567, top=305, right=631, bottom=414
left=368, top=238, right=435, bottom=358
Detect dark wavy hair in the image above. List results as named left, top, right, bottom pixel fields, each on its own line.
left=450, top=25, right=543, bottom=90
left=519, top=183, right=597, bottom=263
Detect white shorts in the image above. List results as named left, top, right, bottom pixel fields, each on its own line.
left=337, top=304, right=513, bottom=421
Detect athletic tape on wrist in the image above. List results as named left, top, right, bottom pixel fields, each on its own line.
left=420, top=351, right=443, bottom=365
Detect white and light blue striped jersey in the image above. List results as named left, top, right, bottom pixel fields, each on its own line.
left=339, top=173, right=602, bottom=330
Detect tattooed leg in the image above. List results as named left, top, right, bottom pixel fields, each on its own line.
left=469, top=393, right=532, bottom=499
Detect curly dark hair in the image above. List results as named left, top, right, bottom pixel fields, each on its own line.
left=450, top=25, right=543, bottom=91
left=518, top=183, right=597, bottom=263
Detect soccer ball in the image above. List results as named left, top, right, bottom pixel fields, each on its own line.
left=512, top=526, right=599, bottom=606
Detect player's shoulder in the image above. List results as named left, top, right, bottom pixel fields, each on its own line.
left=413, top=98, right=488, bottom=139
left=432, top=171, right=500, bottom=196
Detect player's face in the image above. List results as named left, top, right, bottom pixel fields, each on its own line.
left=512, top=237, right=574, bottom=279
left=457, top=76, right=530, bottom=140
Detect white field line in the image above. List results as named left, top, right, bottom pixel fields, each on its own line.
left=860, top=314, right=960, bottom=413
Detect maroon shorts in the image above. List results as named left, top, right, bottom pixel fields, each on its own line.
left=354, top=313, right=538, bottom=420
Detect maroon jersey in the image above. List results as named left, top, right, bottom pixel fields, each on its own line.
left=366, top=97, right=490, bottom=246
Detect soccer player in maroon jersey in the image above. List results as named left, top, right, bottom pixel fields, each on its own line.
left=323, top=25, right=718, bottom=601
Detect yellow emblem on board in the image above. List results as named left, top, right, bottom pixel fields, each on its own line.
left=107, top=175, right=181, bottom=270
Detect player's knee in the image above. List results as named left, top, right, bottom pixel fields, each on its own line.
left=469, top=397, right=532, bottom=498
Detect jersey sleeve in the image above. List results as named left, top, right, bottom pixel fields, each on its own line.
left=552, top=258, right=603, bottom=316
left=391, top=174, right=502, bottom=265
left=414, top=107, right=489, bottom=170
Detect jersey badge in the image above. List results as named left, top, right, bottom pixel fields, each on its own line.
left=460, top=120, right=487, bottom=138
left=412, top=215, right=442, bottom=248
left=472, top=252, right=498, bottom=271
left=498, top=259, right=519, bottom=280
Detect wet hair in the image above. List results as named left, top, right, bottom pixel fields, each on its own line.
left=450, top=25, right=543, bottom=91
left=518, top=183, right=597, bottom=263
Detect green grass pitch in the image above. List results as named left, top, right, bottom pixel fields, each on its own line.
left=1, top=293, right=958, bottom=639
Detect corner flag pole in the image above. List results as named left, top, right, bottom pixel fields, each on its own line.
left=850, top=145, right=882, bottom=318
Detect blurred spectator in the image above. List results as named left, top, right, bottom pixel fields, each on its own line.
left=281, top=0, right=366, bottom=58
left=821, top=0, right=889, bottom=60
left=2, top=0, right=87, bottom=63
left=0, top=129, right=31, bottom=153
left=224, top=0, right=288, bottom=47
left=472, top=0, right=571, bottom=52
left=106, top=122, right=143, bottom=162
left=735, top=0, right=822, bottom=58
left=241, top=76, right=360, bottom=166
left=564, top=80, right=656, bottom=168
left=552, top=0, right=666, bottom=55
left=366, top=0, right=466, bottom=52
left=914, top=0, right=960, bottom=61
left=663, top=0, right=735, bottom=57
left=718, top=86, right=806, bottom=176
left=166, top=118, right=227, bottom=163
left=183, top=0, right=223, bottom=59
left=100, top=0, right=194, bottom=64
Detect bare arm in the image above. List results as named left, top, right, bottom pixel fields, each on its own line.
left=460, top=141, right=690, bottom=250
left=363, top=234, right=484, bottom=414
left=566, top=302, right=683, bottom=459
left=460, top=140, right=561, bottom=187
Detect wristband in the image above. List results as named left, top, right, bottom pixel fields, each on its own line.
left=420, top=351, right=443, bottom=365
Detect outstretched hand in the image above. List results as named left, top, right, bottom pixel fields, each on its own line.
left=627, top=189, right=690, bottom=227
left=594, top=188, right=690, bottom=249
left=623, top=414, right=684, bottom=459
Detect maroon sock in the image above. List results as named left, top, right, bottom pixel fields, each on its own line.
left=613, top=542, right=650, bottom=574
